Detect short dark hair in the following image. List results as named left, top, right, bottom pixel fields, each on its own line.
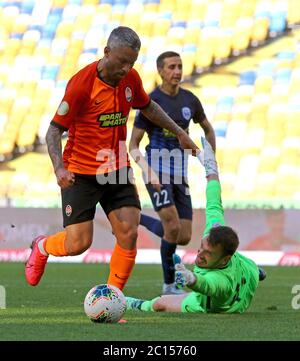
left=107, top=26, right=141, bottom=52
left=156, top=51, right=180, bottom=70
left=208, top=226, right=239, bottom=256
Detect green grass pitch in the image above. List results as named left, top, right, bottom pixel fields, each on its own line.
left=0, top=263, right=300, bottom=341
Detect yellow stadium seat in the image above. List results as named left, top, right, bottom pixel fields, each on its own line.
left=214, top=32, right=233, bottom=63
left=254, top=172, right=277, bottom=198
left=254, top=75, right=273, bottom=93
left=220, top=147, right=241, bottom=173
left=232, top=17, right=253, bottom=55
left=0, top=137, right=15, bottom=157
left=251, top=17, right=270, bottom=46
left=275, top=171, right=298, bottom=198
left=214, top=111, right=231, bottom=122
left=235, top=85, right=254, bottom=102
left=287, top=0, right=300, bottom=24
left=5, top=39, right=22, bottom=57
left=55, top=21, right=74, bottom=38
left=123, top=12, right=141, bottom=29
left=195, top=44, right=214, bottom=71
left=285, top=112, right=300, bottom=136
left=152, top=19, right=170, bottom=37
left=219, top=0, right=240, bottom=28
left=181, top=52, right=196, bottom=77
left=11, top=14, right=30, bottom=34
left=53, top=0, right=68, bottom=6
left=231, top=102, right=251, bottom=120
left=82, top=0, right=98, bottom=5
left=144, top=3, right=159, bottom=13
left=241, top=0, right=256, bottom=17
left=264, top=130, right=284, bottom=147
left=110, top=12, right=123, bottom=23
left=159, top=1, right=175, bottom=13
left=188, top=0, right=207, bottom=21
left=1, top=9, right=18, bottom=33
left=97, top=3, right=112, bottom=15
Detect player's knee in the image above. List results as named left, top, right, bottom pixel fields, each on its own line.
left=118, top=227, right=138, bottom=244
left=153, top=298, right=166, bottom=312
left=165, top=223, right=181, bottom=242
left=178, top=235, right=191, bottom=246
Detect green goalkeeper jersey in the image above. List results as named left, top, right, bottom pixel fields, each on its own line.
left=189, top=252, right=259, bottom=313
left=185, top=180, right=259, bottom=313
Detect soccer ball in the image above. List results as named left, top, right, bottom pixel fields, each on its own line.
left=84, top=284, right=127, bottom=323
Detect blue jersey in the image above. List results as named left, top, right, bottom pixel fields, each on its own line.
left=134, top=87, right=206, bottom=177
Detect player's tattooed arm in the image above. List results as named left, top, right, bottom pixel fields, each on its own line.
left=141, top=100, right=184, bottom=136
left=46, top=124, right=75, bottom=188
left=45, top=124, right=65, bottom=173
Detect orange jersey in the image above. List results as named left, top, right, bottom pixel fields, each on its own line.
left=52, top=61, right=150, bottom=174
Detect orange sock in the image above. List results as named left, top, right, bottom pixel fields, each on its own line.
left=107, top=243, right=137, bottom=291
left=44, top=231, right=68, bottom=256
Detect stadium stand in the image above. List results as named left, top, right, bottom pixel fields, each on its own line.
left=0, top=0, right=300, bottom=208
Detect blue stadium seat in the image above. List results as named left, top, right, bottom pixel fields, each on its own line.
left=111, top=4, right=127, bottom=15
left=56, top=80, right=68, bottom=89
left=83, top=48, right=98, bottom=54
left=68, top=0, right=82, bottom=5
left=20, top=0, right=35, bottom=14
left=100, top=0, right=114, bottom=4
left=42, top=65, right=59, bottom=81
left=204, top=20, right=219, bottom=27
left=275, top=69, right=292, bottom=83
left=183, top=44, right=197, bottom=52
left=10, top=33, right=23, bottom=39
left=114, top=0, right=130, bottom=4
left=4, top=1, right=21, bottom=8
left=216, top=96, right=234, bottom=112
left=50, top=8, right=64, bottom=16
left=28, top=24, right=43, bottom=32
left=239, top=70, right=256, bottom=85
left=214, top=121, right=228, bottom=138
left=269, top=12, right=287, bottom=35
left=277, top=51, right=295, bottom=60
left=41, top=27, right=56, bottom=40
left=172, top=21, right=187, bottom=28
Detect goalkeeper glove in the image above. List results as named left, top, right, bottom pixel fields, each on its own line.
left=173, top=254, right=196, bottom=288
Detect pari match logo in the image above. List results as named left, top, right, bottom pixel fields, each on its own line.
left=98, top=112, right=128, bottom=127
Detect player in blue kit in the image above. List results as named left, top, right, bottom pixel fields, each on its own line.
left=129, top=51, right=215, bottom=295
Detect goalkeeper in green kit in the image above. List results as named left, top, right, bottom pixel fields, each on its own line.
left=126, top=138, right=266, bottom=314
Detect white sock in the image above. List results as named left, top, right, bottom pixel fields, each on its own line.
left=37, top=238, right=48, bottom=256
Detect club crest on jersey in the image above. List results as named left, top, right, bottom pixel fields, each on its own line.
left=182, top=107, right=191, bottom=120
left=125, top=86, right=132, bottom=102
left=65, top=205, right=72, bottom=217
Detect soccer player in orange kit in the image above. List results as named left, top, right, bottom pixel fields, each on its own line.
left=25, top=26, right=198, bottom=291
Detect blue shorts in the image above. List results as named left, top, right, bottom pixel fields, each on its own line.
left=144, top=174, right=192, bottom=220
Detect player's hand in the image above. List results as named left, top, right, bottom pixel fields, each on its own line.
left=55, top=167, right=75, bottom=189
left=148, top=171, right=162, bottom=192
left=173, top=254, right=196, bottom=288
left=177, top=131, right=199, bottom=157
